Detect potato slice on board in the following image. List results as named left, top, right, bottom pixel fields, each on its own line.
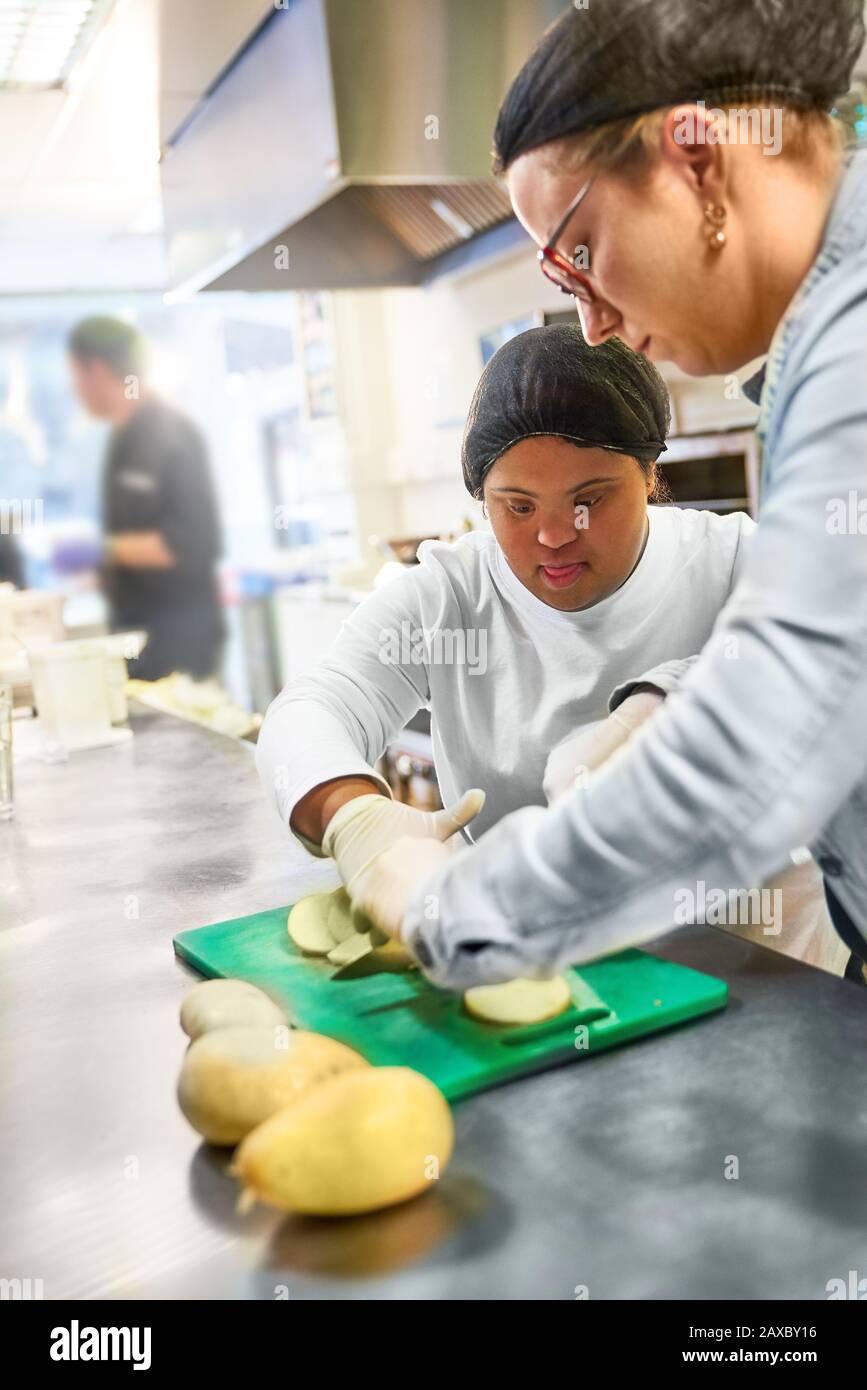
left=327, top=889, right=358, bottom=945
left=288, top=890, right=410, bottom=970
left=326, top=932, right=374, bottom=967
left=464, top=975, right=572, bottom=1025
left=369, top=937, right=415, bottom=968
left=288, top=893, right=339, bottom=955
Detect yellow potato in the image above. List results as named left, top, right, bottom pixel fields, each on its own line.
left=177, top=1024, right=367, bottom=1146
left=289, top=889, right=414, bottom=971
left=287, top=892, right=340, bottom=954
left=326, top=931, right=373, bottom=967
left=180, top=979, right=286, bottom=1039
left=234, top=1066, right=454, bottom=1216
left=327, top=889, right=358, bottom=945
left=464, top=975, right=572, bottom=1025
left=327, top=932, right=415, bottom=971
left=370, top=936, right=414, bottom=968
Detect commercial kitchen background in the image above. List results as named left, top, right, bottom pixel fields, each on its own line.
left=3, top=0, right=867, bottom=782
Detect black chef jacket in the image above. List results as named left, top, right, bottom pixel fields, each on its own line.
left=101, top=397, right=225, bottom=680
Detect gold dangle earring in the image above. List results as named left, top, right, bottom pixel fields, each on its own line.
left=703, top=203, right=727, bottom=250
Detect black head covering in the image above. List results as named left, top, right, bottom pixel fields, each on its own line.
left=494, top=0, right=865, bottom=169
left=462, top=323, right=670, bottom=496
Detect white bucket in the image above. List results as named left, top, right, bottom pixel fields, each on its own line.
left=28, top=642, right=114, bottom=756
left=105, top=654, right=129, bottom=725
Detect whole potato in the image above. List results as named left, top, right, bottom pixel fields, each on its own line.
left=180, top=979, right=287, bottom=1039
left=234, top=1066, right=454, bottom=1216
left=178, top=1024, right=366, bottom=1146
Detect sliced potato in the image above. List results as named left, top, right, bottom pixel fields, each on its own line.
left=326, top=889, right=358, bottom=945
left=288, top=892, right=340, bottom=955
left=464, top=975, right=572, bottom=1025
left=177, top=1023, right=367, bottom=1146
left=368, top=936, right=415, bottom=969
left=180, top=979, right=286, bottom=1039
left=288, top=889, right=413, bottom=971
left=326, top=931, right=374, bottom=967
left=234, top=1066, right=454, bottom=1216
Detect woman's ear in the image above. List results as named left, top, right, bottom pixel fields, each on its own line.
left=659, top=105, right=728, bottom=208
left=646, top=463, right=657, bottom=498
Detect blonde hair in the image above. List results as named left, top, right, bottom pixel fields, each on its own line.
left=537, top=106, right=846, bottom=184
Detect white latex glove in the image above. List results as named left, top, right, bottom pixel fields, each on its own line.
left=347, top=835, right=454, bottom=942
left=542, top=689, right=665, bottom=804
left=322, top=789, right=485, bottom=903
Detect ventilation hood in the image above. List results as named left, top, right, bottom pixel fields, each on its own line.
left=160, top=0, right=562, bottom=293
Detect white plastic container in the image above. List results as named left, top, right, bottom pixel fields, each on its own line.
left=0, top=680, right=12, bottom=819
left=28, top=642, right=119, bottom=756
left=104, top=654, right=129, bottom=725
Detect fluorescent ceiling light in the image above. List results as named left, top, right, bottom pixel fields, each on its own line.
left=429, top=197, right=473, bottom=241
left=0, top=0, right=114, bottom=90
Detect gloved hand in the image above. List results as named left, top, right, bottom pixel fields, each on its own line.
left=322, top=789, right=485, bottom=904
left=52, top=536, right=105, bottom=575
left=542, top=689, right=665, bottom=804
left=347, top=834, right=454, bottom=942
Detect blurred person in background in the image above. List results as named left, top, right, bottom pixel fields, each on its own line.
left=67, top=316, right=224, bottom=681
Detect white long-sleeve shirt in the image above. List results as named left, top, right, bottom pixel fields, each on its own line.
left=257, top=505, right=754, bottom=844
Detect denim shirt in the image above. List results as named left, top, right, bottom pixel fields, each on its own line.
left=403, top=147, right=867, bottom=989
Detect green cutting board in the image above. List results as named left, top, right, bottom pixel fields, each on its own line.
left=173, top=905, right=728, bottom=1101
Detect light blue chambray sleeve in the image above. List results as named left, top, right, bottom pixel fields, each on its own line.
left=402, top=272, right=867, bottom=989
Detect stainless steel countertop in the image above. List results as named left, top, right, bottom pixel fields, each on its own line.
left=1, top=706, right=865, bottom=1301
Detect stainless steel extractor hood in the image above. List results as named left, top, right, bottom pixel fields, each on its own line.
left=160, top=0, right=563, bottom=293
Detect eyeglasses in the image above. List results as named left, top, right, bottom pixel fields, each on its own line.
left=537, top=177, right=596, bottom=304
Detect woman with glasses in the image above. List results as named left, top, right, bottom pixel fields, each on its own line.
left=345, top=0, right=867, bottom=989
left=256, top=326, right=846, bottom=962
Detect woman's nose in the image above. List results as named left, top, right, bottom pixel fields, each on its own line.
left=537, top=513, right=580, bottom=550
left=576, top=297, right=619, bottom=347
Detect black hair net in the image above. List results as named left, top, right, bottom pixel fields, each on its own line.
left=494, top=0, right=865, bottom=169
left=462, top=323, right=670, bottom=495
